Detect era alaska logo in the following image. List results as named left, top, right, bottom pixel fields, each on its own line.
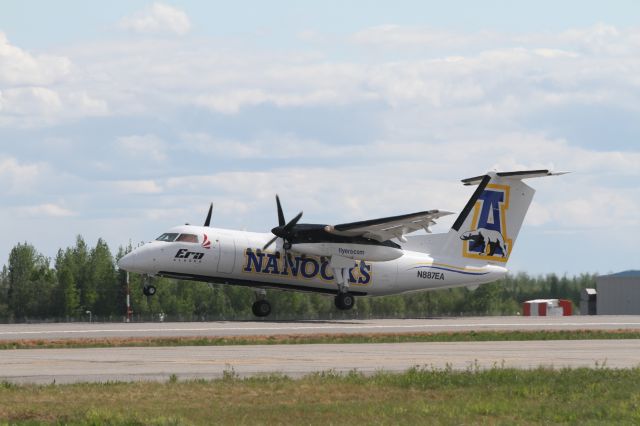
left=202, top=234, right=212, bottom=249
left=460, top=183, right=512, bottom=262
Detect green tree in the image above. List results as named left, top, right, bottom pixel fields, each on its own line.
left=72, top=236, right=94, bottom=313
left=0, top=266, right=10, bottom=320
left=471, top=282, right=501, bottom=315
left=91, top=239, right=120, bottom=318
left=7, top=243, right=55, bottom=320
left=54, top=248, right=80, bottom=318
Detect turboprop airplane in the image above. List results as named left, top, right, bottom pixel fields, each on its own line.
left=117, top=169, right=564, bottom=317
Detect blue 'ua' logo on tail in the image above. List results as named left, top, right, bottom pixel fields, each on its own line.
left=461, top=184, right=512, bottom=262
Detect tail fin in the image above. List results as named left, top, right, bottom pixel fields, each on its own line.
left=439, top=170, right=565, bottom=264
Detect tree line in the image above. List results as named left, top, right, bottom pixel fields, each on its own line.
left=0, top=237, right=596, bottom=322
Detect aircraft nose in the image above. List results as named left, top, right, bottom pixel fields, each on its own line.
left=117, top=252, right=137, bottom=271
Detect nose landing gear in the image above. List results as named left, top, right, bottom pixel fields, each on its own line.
left=143, top=285, right=157, bottom=296
left=142, top=275, right=157, bottom=297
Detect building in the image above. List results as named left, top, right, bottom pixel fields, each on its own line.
left=580, top=288, right=597, bottom=315
left=596, top=271, right=640, bottom=315
left=523, top=299, right=572, bottom=316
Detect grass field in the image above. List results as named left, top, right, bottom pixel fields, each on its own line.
left=1, top=328, right=639, bottom=350
left=0, top=367, right=639, bottom=424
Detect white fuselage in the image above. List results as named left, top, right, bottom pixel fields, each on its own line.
left=119, top=225, right=507, bottom=296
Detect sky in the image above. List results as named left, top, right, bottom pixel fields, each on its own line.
left=0, top=1, right=639, bottom=276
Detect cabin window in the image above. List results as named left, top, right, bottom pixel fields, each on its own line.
left=176, top=233, right=199, bottom=243
left=156, top=233, right=178, bottom=242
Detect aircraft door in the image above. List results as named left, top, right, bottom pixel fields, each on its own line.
left=217, top=236, right=236, bottom=273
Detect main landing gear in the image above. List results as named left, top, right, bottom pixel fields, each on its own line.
left=252, top=299, right=272, bottom=317
left=330, top=255, right=356, bottom=311
left=252, top=289, right=272, bottom=317
left=334, top=292, right=355, bottom=310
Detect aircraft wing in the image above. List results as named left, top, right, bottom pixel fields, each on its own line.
left=324, top=210, right=454, bottom=242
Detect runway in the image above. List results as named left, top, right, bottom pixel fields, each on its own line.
left=1, top=316, right=639, bottom=340
left=1, top=339, right=638, bottom=384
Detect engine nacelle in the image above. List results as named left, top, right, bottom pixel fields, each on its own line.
left=291, top=243, right=403, bottom=262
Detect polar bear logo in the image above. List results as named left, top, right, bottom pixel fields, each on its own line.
left=460, top=228, right=508, bottom=257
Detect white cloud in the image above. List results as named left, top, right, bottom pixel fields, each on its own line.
left=194, top=88, right=350, bottom=114
left=20, top=203, right=75, bottom=218
left=1, top=22, right=639, bottom=274
left=119, top=3, right=191, bottom=36
left=12, top=22, right=636, bottom=125
left=0, top=87, right=108, bottom=127
left=179, top=132, right=355, bottom=159
left=194, top=89, right=269, bottom=114
left=0, top=32, right=71, bottom=85
left=116, top=134, right=168, bottom=162
left=546, top=187, right=639, bottom=229
left=0, top=157, right=42, bottom=194
left=65, top=91, right=109, bottom=115
left=144, top=207, right=191, bottom=221
left=0, top=33, right=108, bottom=127
left=351, top=23, right=640, bottom=57
left=0, top=87, right=62, bottom=116
left=352, top=25, right=497, bottom=49
left=111, top=180, right=163, bottom=194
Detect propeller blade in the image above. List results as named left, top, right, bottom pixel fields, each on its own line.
left=283, top=211, right=303, bottom=233
left=276, top=195, right=285, bottom=227
left=204, top=203, right=213, bottom=227
left=263, top=235, right=279, bottom=251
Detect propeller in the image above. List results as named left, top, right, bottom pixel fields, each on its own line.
left=276, top=195, right=285, bottom=227
left=204, top=203, right=213, bottom=227
left=263, top=195, right=303, bottom=251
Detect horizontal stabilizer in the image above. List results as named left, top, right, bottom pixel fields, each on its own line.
left=462, top=170, right=568, bottom=186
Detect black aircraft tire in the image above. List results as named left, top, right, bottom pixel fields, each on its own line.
left=335, top=293, right=355, bottom=310
left=252, top=300, right=272, bottom=317
left=143, top=285, right=156, bottom=297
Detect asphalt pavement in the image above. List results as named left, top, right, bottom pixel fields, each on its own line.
left=1, top=316, right=639, bottom=340
left=1, top=339, right=638, bottom=384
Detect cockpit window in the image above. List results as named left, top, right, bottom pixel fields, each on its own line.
left=156, top=233, right=178, bottom=242
left=176, top=233, right=199, bottom=243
